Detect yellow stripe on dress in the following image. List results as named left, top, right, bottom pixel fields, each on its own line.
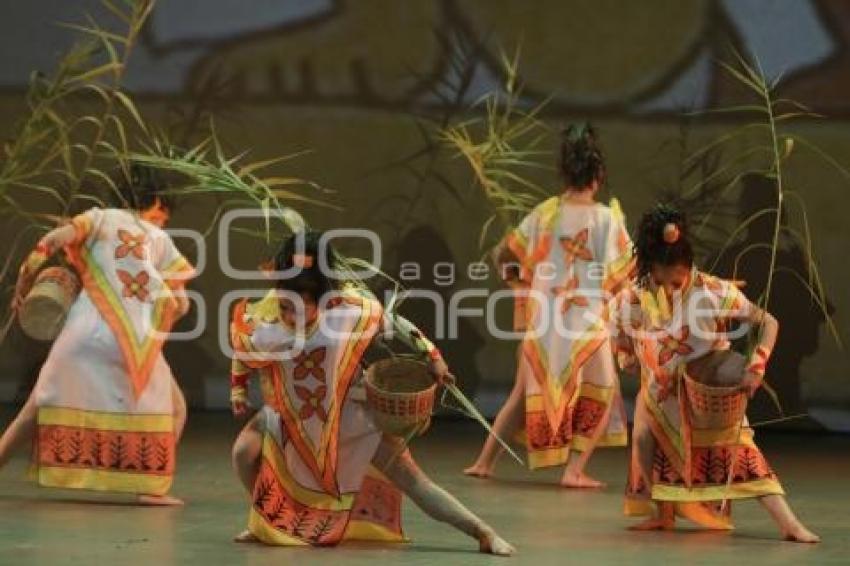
left=37, top=407, right=173, bottom=432
left=38, top=466, right=172, bottom=496
left=651, top=477, right=785, bottom=502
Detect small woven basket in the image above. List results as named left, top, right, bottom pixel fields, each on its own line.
left=683, top=373, right=747, bottom=429
left=19, top=266, right=81, bottom=341
left=364, top=358, right=436, bottom=438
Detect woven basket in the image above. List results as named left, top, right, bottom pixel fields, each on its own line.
left=683, top=373, right=747, bottom=429
left=19, top=266, right=81, bottom=341
left=365, top=358, right=436, bottom=438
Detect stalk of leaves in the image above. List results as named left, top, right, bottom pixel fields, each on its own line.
left=687, top=49, right=840, bottom=354
left=0, top=0, right=158, bottom=336
left=439, top=47, right=553, bottom=250
left=126, top=130, right=333, bottom=239
left=684, top=48, right=843, bottom=507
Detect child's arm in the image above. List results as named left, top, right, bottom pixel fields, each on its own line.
left=491, top=238, right=523, bottom=284
left=229, top=300, right=256, bottom=417
left=230, top=361, right=253, bottom=417
left=608, top=290, right=640, bottom=376
left=739, top=306, right=779, bottom=398
left=14, top=223, right=79, bottom=310
left=380, top=311, right=454, bottom=385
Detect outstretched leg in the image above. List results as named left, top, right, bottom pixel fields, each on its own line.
left=759, top=494, right=820, bottom=543
left=560, top=347, right=617, bottom=488
left=626, top=392, right=676, bottom=530
left=376, top=436, right=515, bottom=556
left=464, top=362, right=525, bottom=479
left=0, top=392, right=37, bottom=472
left=231, top=411, right=265, bottom=542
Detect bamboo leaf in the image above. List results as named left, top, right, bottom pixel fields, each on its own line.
left=113, top=90, right=148, bottom=133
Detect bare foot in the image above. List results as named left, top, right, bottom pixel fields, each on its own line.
left=783, top=523, right=821, bottom=543
left=137, top=494, right=184, bottom=506
left=560, top=471, right=606, bottom=489
left=630, top=504, right=675, bottom=531
left=628, top=516, right=675, bottom=531
left=479, top=530, right=516, bottom=556
left=464, top=464, right=493, bottom=479
left=234, top=530, right=260, bottom=543
left=676, top=502, right=734, bottom=531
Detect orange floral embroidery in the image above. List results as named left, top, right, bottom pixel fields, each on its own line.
left=559, top=228, right=593, bottom=266
left=115, top=229, right=146, bottom=260
left=295, top=384, right=328, bottom=422
left=658, top=326, right=693, bottom=366
left=117, top=269, right=150, bottom=302
left=551, top=276, right=590, bottom=314
left=293, top=347, right=326, bottom=382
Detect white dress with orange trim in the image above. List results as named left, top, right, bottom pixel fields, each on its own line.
left=230, top=290, right=406, bottom=546
left=32, top=208, right=194, bottom=496
left=505, top=197, right=635, bottom=469
left=610, top=272, right=785, bottom=516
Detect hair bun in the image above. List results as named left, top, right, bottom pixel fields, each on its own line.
left=662, top=223, right=681, bottom=244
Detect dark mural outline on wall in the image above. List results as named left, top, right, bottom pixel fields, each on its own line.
left=100, top=0, right=841, bottom=117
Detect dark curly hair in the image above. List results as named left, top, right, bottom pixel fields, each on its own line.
left=635, top=204, right=694, bottom=285
left=273, top=230, right=343, bottom=302
left=558, top=123, right=605, bottom=189
left=120, top=163, right=176, bottom=212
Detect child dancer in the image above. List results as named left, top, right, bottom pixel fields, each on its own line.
left=0, top=166, right=194, bottom=505
left=612, top=204, right=819, bottom=542
left=465, top=125, right=634, bottom=486
left=229, top=230, right=515, bottom=555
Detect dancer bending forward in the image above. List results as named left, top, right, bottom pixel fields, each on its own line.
left=229, top=231, right=515, bottom=555
left=612, top=204, right=818, bottom=543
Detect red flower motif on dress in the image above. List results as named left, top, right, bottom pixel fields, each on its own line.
left=115, top=229, right=146, bottom=260
left=657, top=326, right=693, bottom=366
left=559, top=228, right=594, bottom=266
left=551, top=276, right=590, bottom=314
left=293, top=347, right=326, bottom=382
left=117, top=269, right=150, bottom=302
left=295, top=385, right=328, bottom=422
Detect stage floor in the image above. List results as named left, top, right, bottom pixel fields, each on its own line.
left=1, top=409, right=848, bottom=565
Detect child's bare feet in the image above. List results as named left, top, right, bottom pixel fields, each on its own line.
left=630, top=503, right=674, bottom=531
left=782, top=522, right=821, bottom=543
left=560, top=470, right=605, bottom=489
left=759, top=494, right=820, bottom=544
left=463, top=463, right=493, bottom=479
left=137, top=494, right=184, bottom=506
left=628, top=516, right=675, bottom=531
left=233, top=530, right=260, bottom=543
left=478, top=530, right=516, bottom=556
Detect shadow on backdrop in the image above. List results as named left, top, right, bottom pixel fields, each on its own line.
left=713, top=173, right=835, bottom=427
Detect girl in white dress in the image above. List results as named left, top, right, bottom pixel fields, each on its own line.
left=465, top=125, right=634, bottom=487
left=0, top=166, right=194, bottom=505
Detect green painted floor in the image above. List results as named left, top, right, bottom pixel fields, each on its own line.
left=1, top=409, right=849, bottom=566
